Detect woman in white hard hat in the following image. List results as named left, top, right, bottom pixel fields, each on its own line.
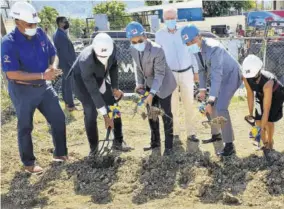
left=242, top=54, right=284, bottom=152
left=67, top=33, right=133, bottom=154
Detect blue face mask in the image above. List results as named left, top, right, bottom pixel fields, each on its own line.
left=165, top=19, right=177, bottom=30
left=187, top=43, right=200, bottom=54
left=132, top=42, right=146, bottom=52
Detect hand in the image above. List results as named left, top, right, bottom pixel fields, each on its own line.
left=144, top=94, right=154, bottom=106
left=198, top=90, right=206, bottom=101
left=103, top=115, right=114, bottom=129
left=135, top=86, right=145, bottom=94
left=205, top=104, right=213, bottom=115
left=43, top=67, right=62, bottom=81
left=113, top=89, right=124, bottom=100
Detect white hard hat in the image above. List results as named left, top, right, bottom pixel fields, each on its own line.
left=92, top=33, right=114, bottom=57
left=242, top=55, right=263, bottom=78
left=10, top=1, right=40, bottom=24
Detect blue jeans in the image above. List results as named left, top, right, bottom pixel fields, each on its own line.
left=8, top=82, right=67, bottom=166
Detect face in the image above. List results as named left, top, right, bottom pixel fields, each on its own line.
left=130, top=35, right=146, bottom=45
left=16, top=19, right=37, bottom=35
left=186, top=35, right=202, bottom=48
left=163, top=10, right=177, bottom=21
left=60, top=18, right=69, bottom=30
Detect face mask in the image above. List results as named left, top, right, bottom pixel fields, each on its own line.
left=165, top=19, right=177, bottom=30
left=187, top=43, right=200, bottom=54
left=64, top=22, right=70, bottom=30
left=24, top=28, right=37, bottom=36
left=97, top=56, right=109, bottom=66
left=132, top=42, right=146, bottom=52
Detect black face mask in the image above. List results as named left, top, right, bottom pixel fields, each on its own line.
left=63, top=21, right=69, bottom=30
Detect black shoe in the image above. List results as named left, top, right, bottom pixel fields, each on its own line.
left=143, top=144, right=160, bottom=151
left=113, top=141, right=133, bottom=152
left=218, top=143, right=235, bottom=156
left=262, top=147, right=272, bottom=164
left=188, top=135, right=199, bottom=142
left=163, top=148, right=173, bottom=156
left=202, top=133, right=222, bottom=144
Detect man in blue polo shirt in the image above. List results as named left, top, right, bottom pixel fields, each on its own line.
left=1, top=2, right=69, bottom=174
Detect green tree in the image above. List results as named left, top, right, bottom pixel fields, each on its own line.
left=93, top=1, right=131, bottom=30
left=144, top=1, right=162, bottom=6
left=38, top=6, right=59, bottom=35
left=203, top=0, right=255, bottom=17
left=69, top=18, right=86, bottom=38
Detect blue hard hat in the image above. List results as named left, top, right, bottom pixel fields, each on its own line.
left=125, top=21, right=145, bottom=39
left=181, top=24, right=200, bottom=44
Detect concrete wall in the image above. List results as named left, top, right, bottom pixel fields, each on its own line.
left=276, top=1, right=284, bottom=10
left=160, top=15, right=246, bottom=33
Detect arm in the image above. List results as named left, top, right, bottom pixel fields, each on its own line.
left=191, top=54, right=199, bottom=82
left=109, top=46, right=119, bottom=90
left=1, top=39, right=44, bottom=81
left=54, top=33, right=75, bottom=68
left=208, top=47, right=224, bottom=100
left=150, top=49, right=166, bottom=94
left=243, top=77, right=254, bottom=115
left=261, top=80, right=273, bottom=128
left=80, top=61, right=107, bottom=115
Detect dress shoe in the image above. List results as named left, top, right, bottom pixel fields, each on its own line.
left=218, top=143, right=235, bottom=156
left=202, top=133, right=222, bottom=144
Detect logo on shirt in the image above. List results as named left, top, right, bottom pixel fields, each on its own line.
left=41, top=41, right=45, bottom=47
left=183, top=34, right=189, bottom=41
left=101, top=48, right=107, bottom=52
left=3, top=55, right=11, bottom=63
left=131, top=29, right=138, bottom=35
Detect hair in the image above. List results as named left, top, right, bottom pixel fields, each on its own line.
left=56, top=16, right=66, bottom=25
left=163, top=7, right=177, bottom=19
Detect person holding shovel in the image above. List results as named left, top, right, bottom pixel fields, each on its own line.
left=181, top=24, right=243, bottom=156
left=242, top=55, right=284, bottom=153
left=126, top=21, right=177, bottom=155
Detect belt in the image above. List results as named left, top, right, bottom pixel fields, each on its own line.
left=172, top=66, right=193, bottom=73
left=13, top=81, right=44, bottom=88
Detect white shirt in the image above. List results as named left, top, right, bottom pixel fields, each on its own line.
left=155, top=27, right=199, bottom=73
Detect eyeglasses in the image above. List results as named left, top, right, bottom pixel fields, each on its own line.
left=131, top=39, right=144, bottom=45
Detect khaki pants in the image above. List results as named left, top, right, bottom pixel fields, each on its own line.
left=171, top=70, right=195, bottom=137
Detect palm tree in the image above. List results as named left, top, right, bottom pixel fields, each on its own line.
left=38, top=6, right=59, bottom=36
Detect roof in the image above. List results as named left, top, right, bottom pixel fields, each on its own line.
left=127, top=0, right=202, bottom=14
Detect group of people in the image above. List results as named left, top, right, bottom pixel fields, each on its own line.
left=1, top=2, right=284, bottom=174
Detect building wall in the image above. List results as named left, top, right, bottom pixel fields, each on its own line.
left=160, top=15, right=246, bottom=33
left=158, top=8, right=203, bottom=22
left=276, top=1, right=284, bottom=10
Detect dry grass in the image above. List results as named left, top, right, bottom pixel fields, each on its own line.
left=1, top=95, right=284, bottom=209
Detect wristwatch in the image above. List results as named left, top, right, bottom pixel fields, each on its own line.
left=207, top=100, right=215, bottom=106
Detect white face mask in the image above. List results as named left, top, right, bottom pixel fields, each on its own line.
left=24, top=28, right=37, bottom=36
left=97, top=56, right=109, bottom=66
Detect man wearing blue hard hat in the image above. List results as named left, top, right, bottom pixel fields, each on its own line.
left=126, top=21, right=177, bottom=155
left=181, top=24, right=243, bottom=156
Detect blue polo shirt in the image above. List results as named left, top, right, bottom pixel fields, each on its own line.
left=1, top=27, right=56, bottom=74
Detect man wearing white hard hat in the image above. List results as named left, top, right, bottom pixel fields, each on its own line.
left=1, top=2, right=69, bottom=174
left=242, top=55, right=284, bottom=153
left=67, top=33, right=133, bottom=154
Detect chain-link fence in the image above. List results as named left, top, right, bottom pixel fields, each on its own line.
left=53, top=36, right=284, bottom=96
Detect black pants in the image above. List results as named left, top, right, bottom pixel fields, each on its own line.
left=73, top=74, right=123, bottom=151
left=147, top=88, right=173, bottom=149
